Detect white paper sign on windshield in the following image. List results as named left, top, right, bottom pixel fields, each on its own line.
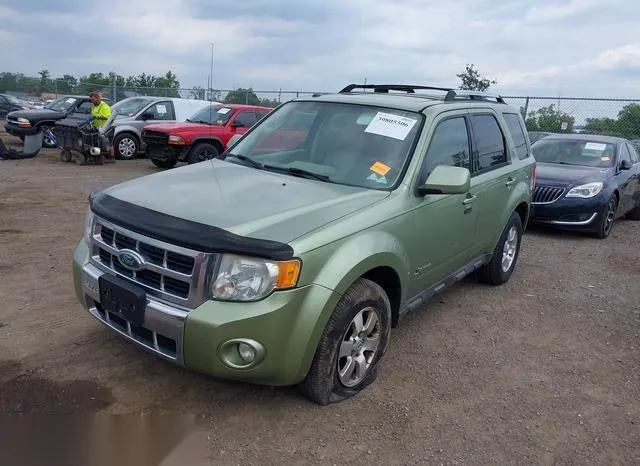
left=217, top=108, right=231, bottom=114
left=66, top=98, right=76, bottom=103
left=364, top=112, right=417, bottom=140
left=156, top=104, right=167, bottom=114
left=585, top=142, right=607, bottom=151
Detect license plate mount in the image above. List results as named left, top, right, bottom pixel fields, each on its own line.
left=98, top=274, right=147, bottom=327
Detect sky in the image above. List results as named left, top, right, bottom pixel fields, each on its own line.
left=1, top=0, right=639, bottom=99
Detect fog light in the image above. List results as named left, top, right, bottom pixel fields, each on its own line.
left=238, top=342, right=256, bottom=362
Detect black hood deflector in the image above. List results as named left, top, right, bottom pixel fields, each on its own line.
left=89, top=192, right=294, bottom=260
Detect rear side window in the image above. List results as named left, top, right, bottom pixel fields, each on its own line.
left=503, top=113, right=529, bottom=160
left=470, top=114, right=507, bottom=171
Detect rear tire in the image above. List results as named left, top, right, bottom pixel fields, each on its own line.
left=59, top=149, right=72, bottom=163
left=151, top=158, right=178, bottom=169
left=298, top=278, right=391, bottom=405
left=625, top=199, right=640, bottom=221
left=478, top=212, right=523, bottom=286
left=187, top=142, right=219, bottom=164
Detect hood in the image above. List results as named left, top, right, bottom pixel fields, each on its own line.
left=144, top=121, right=222, bottom=135
left=535, top=162, right=613, bottom=186
left=8, top=108, right=65, bottom=120
left=101, top=159, right=389, bottom=243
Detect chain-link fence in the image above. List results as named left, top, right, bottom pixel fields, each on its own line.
left=5, top=76, right=640, bottom=141
left=503, top=96, right=640, bottom=142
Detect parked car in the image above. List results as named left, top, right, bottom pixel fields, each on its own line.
left=141, top=103, right=272, bottom=168
left=73, top=84, right=535, bottom=405
left=529, top=133, right=640, bottom=237
left=0, top=94, right=33, bottom=116
left=4, top=94, right=111, bottom=148
left=102, top=96, right=214, bottom=160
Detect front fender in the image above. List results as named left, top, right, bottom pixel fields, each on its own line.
left=291, top=230, right=411, bottom=381
left=113, top=125, right=140, bottom=141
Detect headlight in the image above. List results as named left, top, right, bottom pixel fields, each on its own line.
left=83, top=207, right=95, bottom=243
left=565, top=182, right=603, bottom=199
left=211, top=254, right=301, bottom=302
left=17, top=117, right=31, bottom=127
left=168, top=135, right=186, bottom=145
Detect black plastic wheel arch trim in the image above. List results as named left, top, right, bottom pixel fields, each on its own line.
left=89, top=191, right=294, bottom=260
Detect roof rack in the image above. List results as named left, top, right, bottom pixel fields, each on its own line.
left=444, top=89, right=506, bottom=103
left=338, top=83, right=506, bottom=103
left=339, top=84, right=454, bottom=94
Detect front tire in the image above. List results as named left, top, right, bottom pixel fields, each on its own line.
left=40, top=125, right=56, bottom=148
left=113, top=133, right=139, bottom=160
left=299, top=278, right=391, bottom=405
left=151, top=158, right=178, bottom=169
left=593, top=194, right=618, bottom=238
left=478, top=211, right=523, bottom=286
left=187, top=142, right=219, bottom=164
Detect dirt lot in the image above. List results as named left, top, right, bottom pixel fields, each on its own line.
left=0, top=125, right=639, bottom=465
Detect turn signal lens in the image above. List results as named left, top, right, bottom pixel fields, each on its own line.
left=276, top=259, right=301, bottom=289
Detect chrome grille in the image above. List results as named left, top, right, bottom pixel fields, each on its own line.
left=532, top=185, right=565, bottom=204
left=89, top=217, right=214, bottom=309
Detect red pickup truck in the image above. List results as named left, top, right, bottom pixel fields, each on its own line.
left=141, top=103, right=272, bottom=168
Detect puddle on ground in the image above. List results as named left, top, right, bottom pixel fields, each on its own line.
left=0, top=360, right=115, bottom=414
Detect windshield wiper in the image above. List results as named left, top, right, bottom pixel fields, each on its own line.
left=263, top=165, right=331, bottom=182
left=224, top=153, right=264, bottom=169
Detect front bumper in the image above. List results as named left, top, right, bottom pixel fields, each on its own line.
left=73, top=240, right=340, bottom=387
left=530, top=195, right=606, bottom=230
left=4, top=122, right=41, bottom=137
left=144, top=142, right=188, bottom=162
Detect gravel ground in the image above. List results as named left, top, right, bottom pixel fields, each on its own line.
left=0, top=125, right=639, bottom=465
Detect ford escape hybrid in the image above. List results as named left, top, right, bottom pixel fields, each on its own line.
left=73, top=84, right=535, bottom=405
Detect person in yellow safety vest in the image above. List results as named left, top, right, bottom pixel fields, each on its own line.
left=88, top=91, right=111, bottom=128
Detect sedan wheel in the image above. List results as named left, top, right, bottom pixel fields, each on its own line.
left=594, top=195, right=618, bottom=238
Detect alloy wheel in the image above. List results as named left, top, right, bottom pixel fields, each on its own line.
left=337, top=306, right=381, bottom=388
left=501, top=225, right=519, bottom=273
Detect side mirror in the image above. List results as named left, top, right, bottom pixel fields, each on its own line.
left=620, top=159, right=632, bottom=170
left=231, top=120, right=245, bottom=128
left=418, top=165, right=471, bottom=196
left=140, top=112, right=154, bottom=121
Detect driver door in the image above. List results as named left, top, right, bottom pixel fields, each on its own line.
left=409, top=112, right=478, bottom=297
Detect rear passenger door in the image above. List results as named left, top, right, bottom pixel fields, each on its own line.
left=466, top=109, right=517, bottom=253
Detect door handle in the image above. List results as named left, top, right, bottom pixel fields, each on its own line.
left=462, top=194, right=476, bottom=205
left=505, top=177, right=516, bottom=187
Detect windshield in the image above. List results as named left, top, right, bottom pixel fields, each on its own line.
left=187, top=105, right=232, bottom=125
left=226, top=101, right=423, bottom=189
left=45, top=96, right=78, bottom=112
left=532, top=138, right=616, bottom=168
left=111, top=97, right=153, bottom=116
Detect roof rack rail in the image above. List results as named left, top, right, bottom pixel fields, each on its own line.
left=339, top=84, right=454, bottom=94
left=444, top=89, right=506, bottom=103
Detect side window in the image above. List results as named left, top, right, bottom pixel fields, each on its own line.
left=76, top=101, right=93, bottom=114
left=150, top=101, right=175, bottom=120
left=503, top=113, right=529, bottom=160
left=626, top=143, right=639, bottom=164
left=470, top=114, right=507, bottom=171
left=419, top=116, right=470, bottom=183
left=234, top=111, right=258, bottom=127
left=619, top=143, right=632, bottom=165
left=256, top=110, right=269, bottom=120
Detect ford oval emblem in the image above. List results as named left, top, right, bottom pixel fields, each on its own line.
left=117, top=249, right=145, bottom=271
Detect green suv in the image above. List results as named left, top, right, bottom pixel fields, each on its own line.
left=73, top=84, right=536, bottom=405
